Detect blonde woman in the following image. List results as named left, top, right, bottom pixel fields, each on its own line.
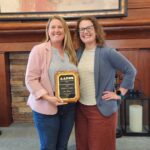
left=25, top=16, right=77, bottom=150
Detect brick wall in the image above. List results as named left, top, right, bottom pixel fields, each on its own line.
left=9, top=52, right=33, bottom=122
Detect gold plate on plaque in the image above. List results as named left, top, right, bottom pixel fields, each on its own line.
left=55, top=71, right=80, bottom=103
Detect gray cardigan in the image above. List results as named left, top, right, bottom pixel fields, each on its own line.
left=77, top=46, right=137, bottom=116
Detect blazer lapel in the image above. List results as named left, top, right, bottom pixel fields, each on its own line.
left=45, top=41, right=52, bottom=70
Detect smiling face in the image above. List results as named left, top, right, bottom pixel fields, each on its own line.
left=48, top=18, right=65, bottom=45
left=78, top=20, right=96, bottom=49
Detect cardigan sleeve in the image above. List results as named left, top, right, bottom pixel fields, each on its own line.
left=108, top=48, right=137, bottom=89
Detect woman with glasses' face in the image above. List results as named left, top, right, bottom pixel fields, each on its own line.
left=78, top=20, right=96, bottom=50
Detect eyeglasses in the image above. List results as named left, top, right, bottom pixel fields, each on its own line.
left=78, top=25, right=94, bottom=33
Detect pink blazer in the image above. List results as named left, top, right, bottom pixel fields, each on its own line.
left=25, top=41, right=58, bottom=115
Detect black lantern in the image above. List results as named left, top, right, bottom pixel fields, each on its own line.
left=116, top=108, right=123, bottom=138
left=122, top=91, right=150, bottom=136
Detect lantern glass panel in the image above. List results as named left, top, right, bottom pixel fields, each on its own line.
left=123, top=97, right=150, bottom=136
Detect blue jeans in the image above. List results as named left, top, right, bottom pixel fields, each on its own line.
left=33, top=103, right=76, bottom=150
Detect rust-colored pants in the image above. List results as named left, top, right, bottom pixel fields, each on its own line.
left=75, top=102, right=117, bottom=150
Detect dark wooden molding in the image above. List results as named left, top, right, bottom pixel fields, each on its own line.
left=0, top=42, right=39, bottom=52
left=0, top=53, right=12, bottom=126
left=0, top=19, right=150, bottom=31
left=0, top=24, right=150, bottom=43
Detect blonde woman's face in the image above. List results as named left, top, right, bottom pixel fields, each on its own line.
left=78, top=20, right=96, bottom=46
left=48, top=19, right=65, bottom=44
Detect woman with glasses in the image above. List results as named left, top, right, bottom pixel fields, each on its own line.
left=75, top=16, right=137, bottom=150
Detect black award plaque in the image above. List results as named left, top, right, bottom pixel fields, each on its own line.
left=55, top=71, right=80, bottom=102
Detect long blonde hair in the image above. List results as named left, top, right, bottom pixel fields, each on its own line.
left=45, top=16, right=77, bottom=65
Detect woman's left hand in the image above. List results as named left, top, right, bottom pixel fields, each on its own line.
left=102, top=91, right=121, bottom=101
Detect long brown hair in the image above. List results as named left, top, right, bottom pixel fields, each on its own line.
left=45, top=16, right=77, bottom=65
left=76, top=16, right=105, bottom=49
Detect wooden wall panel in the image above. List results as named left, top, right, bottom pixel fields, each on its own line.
left=128, top=0, right=150, bottom=8
left=138, top=50, right=150, bottom=96
left=120, top=50, right=150, bottom=97
left=106, top=39, right=150, bottom=48
left=127, top=8, right=150, bottom=20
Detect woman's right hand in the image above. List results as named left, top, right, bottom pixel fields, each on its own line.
left=48, top=96, right=68, bottom=106
left=41, top=94, right=68, bottom=106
